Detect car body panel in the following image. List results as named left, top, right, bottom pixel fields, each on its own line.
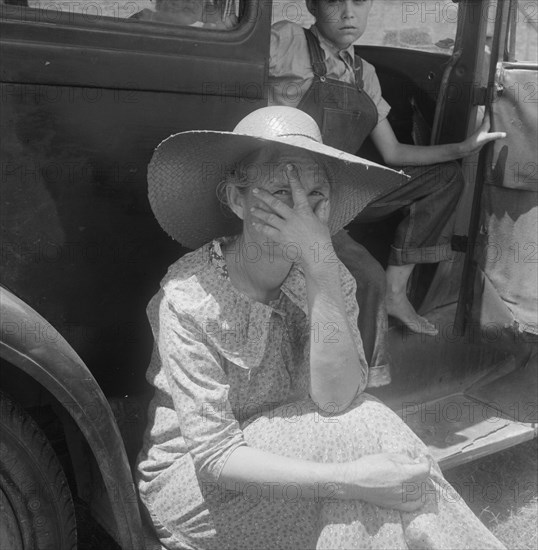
left=0, top=286, right=146, bottom=548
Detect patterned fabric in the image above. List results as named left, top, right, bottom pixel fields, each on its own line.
left=269, top=21, right=391, bottom=126
left=136, top=237, right=505, bottom=550
left=137, top=236, right=367, bottom=484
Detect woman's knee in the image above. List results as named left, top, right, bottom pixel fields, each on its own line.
left=241, top=394, right=403, bottom=462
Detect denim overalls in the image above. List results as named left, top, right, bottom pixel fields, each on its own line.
left=298, top=29, right=378, bottom=154
left=296, top=29, right=464, bottom=385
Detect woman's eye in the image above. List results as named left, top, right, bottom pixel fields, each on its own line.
left=273, top=189, right=290, bottom=196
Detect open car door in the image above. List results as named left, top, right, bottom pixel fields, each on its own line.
left=454, top=0, right=537, bottom=435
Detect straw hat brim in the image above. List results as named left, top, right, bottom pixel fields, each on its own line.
left=148, top=130, right=409, bottom=249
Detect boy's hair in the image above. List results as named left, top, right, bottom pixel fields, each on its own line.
left=306, top=0, right=373, bottom=16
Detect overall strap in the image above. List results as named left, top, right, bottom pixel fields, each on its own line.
left=304, top=27, right=366, bottom=92
left=303, top=28, right=327, bottom=79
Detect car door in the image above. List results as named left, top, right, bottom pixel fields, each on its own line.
left=455, top=0, right=538, bottom=339
left=1, top=0, right=270, bottom=395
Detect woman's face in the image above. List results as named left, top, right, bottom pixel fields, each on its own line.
left=308, top=0, right=373, bottom=50
left=229, top=147, right=331, bottom=243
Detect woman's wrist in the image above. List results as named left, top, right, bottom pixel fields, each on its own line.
left=301, top=242, right=340, bottom=279
left=307, top=461, right=352, bottom=501
left=324, top=461, right=363, bottom=501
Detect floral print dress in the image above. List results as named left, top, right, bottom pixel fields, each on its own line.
left=136, top=238, right=505, bottom=550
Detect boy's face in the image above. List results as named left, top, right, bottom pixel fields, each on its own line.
left=308, top=0, right=373, bottom=50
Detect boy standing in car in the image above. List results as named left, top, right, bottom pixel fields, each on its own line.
left=269, top=0, right=505, bottom=381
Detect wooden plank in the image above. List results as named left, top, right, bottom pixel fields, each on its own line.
left=398, top=393, right=537, bottom=470
left=466, top=355, right=538, bottom=423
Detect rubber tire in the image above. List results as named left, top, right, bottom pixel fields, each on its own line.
left=0, top=392, right=77, bottom=550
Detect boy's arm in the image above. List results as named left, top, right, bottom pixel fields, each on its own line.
left=370, top=112, right=506, bottom=167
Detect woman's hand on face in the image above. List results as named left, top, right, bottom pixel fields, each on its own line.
left=460, top=111, right=506, bottom=157
left=250, top=164, right=331, bottom=270
left=340, top=453, right=432, bottom=512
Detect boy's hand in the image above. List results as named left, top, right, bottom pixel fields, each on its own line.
left=460, top=111, right=506, bottom=157
left=250, top=164, right=331, bottom=270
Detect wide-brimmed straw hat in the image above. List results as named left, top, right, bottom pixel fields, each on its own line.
left=148, top=106, right=408, bottom=249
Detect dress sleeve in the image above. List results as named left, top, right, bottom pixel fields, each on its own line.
left=338, top=262, right=369, bottom=395
left=362, top=58, right=391, bottom=126
left=157, top=291, right=246, bottom=483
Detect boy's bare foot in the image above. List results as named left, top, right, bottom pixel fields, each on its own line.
left=385, top=264, right=439, bottom=336
left=386, top=291, right=439, bottom=336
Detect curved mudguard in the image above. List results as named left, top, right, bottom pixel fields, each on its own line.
left=0, top=286, right=145, bottom=550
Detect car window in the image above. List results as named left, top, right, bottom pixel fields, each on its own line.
left=11, top=0, right=240, bottom=30
left=271, top=0, right=459, bottom=53
left=271, top=0, right=314, bottom=27
left=510, top=0, right=538, bottom=62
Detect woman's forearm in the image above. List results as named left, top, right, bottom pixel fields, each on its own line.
left=218, top=445, right=343, bottom=501
left=303, top=259, right=364, bottom=411
left=218, top=445, right=431, bottom=512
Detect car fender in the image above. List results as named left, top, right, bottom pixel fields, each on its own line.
left=0, top=285, right=145, bottom=549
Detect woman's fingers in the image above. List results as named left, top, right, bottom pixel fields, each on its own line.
left=406, top=462, right=432, bottom=485
left=250, top=205, right=284, bottom=230
left=314, top=199, right=330, bottom=225
left=286, top=164, right=310, bottom=210
left=252, top=188, right=292, bottom=219
left=251, top=221, right=280, bottom=241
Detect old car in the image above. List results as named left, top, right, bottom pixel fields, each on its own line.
left=1, top=0, right=536, bottom=547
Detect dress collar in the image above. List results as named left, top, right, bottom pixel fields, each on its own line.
left=209, top=237, right=309, bottom=317
left=198, top=238, right=309, bottom=370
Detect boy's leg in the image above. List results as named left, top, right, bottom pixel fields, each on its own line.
left=357, top=161, right=463, bottom=263
left=332, top=230, right=391, bottom=387
left=354, top=161, right=464, bottom=333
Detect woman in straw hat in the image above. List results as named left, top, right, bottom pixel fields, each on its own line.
left=136, top=107, right=504, bottom=550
